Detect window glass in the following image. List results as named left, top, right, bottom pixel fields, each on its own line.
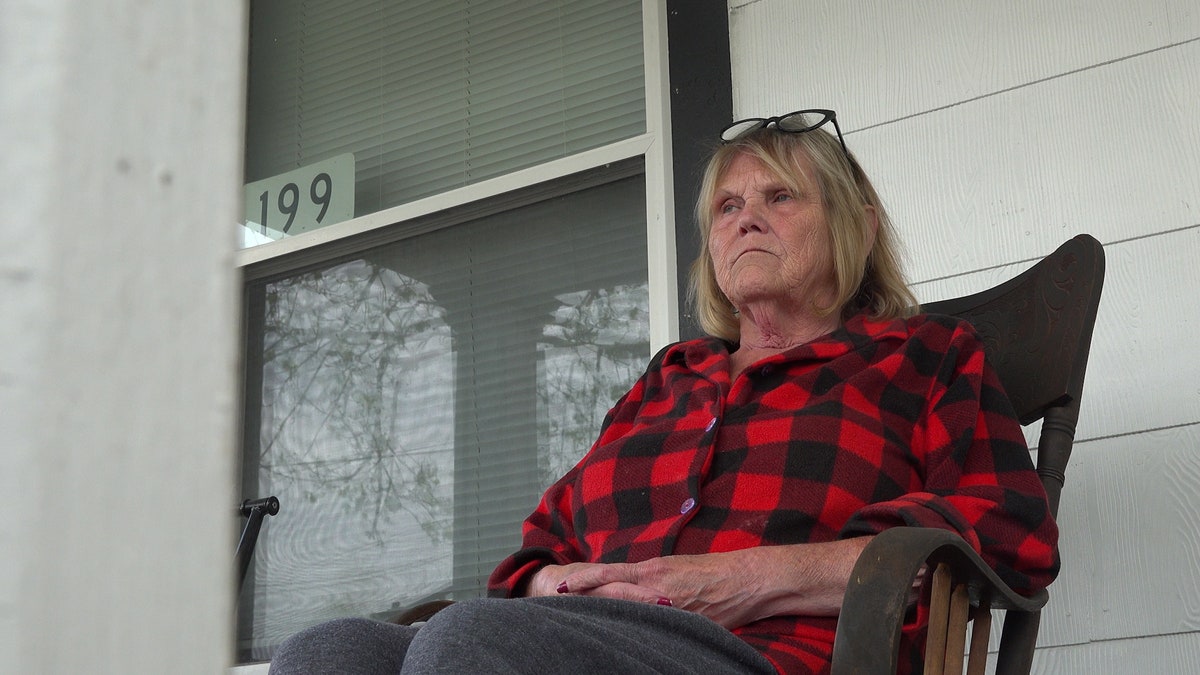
left=237, top=176, right=649, bottom=661
left=241, top=0, right=645, bottom=245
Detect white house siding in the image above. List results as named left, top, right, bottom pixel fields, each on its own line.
left=730, top=0, right=1200, bottom=671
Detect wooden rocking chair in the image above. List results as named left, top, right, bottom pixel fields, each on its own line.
left=830, top=234, right=1106, bottom=674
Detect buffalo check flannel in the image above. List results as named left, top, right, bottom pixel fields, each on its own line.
left=489, top=312, right=1060, bottom=674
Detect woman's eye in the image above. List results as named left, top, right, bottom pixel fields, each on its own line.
left=719, top=201, right=738, bottom=214
left=773, top=191, right=792, bottom=203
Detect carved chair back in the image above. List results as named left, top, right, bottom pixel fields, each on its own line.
left=921, top=234, right=1105, bottom=520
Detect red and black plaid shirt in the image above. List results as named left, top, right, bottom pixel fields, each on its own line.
left=489, top=312, right=1059, bottom=674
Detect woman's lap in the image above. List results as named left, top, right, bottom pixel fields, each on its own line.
left=269, top=596, right=777, bottom=675
left=269, top=616, right=418, bottom=675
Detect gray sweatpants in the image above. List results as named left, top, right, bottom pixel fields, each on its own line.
left=268, top=595, right=778, bottom=674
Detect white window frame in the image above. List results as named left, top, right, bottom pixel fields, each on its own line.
left=234, top=0, right=677, bottom=351
left=231, top=3, right=674, bottom=671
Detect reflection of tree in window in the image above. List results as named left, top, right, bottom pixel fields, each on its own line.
left=259, top=259, right=454, bottom=544
left=537, top=283, right=651, bottom=487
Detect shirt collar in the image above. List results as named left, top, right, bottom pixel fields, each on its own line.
left=665, top=311, right=912, bottom=374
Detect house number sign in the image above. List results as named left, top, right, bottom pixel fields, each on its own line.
left=243, top=153, right=355, bottom=239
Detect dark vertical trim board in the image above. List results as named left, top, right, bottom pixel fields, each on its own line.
left=667, top=0, right=733, bottom=340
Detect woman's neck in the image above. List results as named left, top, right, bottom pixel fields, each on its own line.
left=729, top=302, right=840, bottom=378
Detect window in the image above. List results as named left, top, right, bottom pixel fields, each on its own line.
left=235, top=0, right=676, bottom=664
left=241, top=0, right=645, bottom=244
left=239, top=173, right=649, bottom=659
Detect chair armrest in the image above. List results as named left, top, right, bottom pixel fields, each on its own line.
left=830, top=528, right=1048, bottom=674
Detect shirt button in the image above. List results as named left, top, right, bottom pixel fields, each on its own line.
left=680, top=497, right=696, bottom=515
left=761, top=366, right=772, bottom=376
left=704, top=417, right=717, bottom=433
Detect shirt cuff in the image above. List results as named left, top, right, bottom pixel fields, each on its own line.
left=486, top=546, right=570, bottom=598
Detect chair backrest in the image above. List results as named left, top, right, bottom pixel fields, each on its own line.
left=921, top=234, right=1105, bottom=519
left=920, top=234, right=1105, bottom=674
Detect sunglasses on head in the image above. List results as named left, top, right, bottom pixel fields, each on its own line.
left=720, top=109, right=849, bottom=158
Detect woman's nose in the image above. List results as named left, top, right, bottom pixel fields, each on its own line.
left=736, top=202, right=768, bottom=235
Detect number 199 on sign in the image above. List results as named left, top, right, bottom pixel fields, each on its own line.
left=258, top=172, right=333, bottom=234
left=243, top=153, right=355, bottom=240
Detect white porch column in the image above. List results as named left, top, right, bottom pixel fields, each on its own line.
left=1, top=1, right=246, bottom=672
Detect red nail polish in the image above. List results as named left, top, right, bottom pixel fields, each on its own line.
left=657, top=597, right=672, bottom=607
left=556, top=582, right=569, bottom=594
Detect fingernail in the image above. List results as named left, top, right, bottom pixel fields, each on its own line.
left=556, top=582, right=569, bottom=594
left=656, top=597, right=673, bottom=607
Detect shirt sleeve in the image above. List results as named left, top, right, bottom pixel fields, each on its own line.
left=486, top=346, right=671, bottom=597
left=839, top=318, right=1060, bottom=595
left=486, top=442, right=589, bottom=598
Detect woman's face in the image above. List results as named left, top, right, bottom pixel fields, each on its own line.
left=707, top=151, right=837, bottom=314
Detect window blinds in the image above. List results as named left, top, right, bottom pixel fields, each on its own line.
left=244, top=0, right=646, bottom=220
left=238, top=176, right=650, bottom=661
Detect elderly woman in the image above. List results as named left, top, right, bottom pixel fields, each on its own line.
left=270, top=110, right=1059, bottom=674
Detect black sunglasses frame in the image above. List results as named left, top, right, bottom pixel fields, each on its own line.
left=720, top=109, right=850, bottom=158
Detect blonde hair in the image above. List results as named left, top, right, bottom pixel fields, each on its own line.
left=688, top=125, right=917, bottom=341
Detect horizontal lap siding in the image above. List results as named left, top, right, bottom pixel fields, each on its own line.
left=729, top=0, right=1200, bottom=671
left=1021, top=631, right=1200, bottom=673
left=729, top=0, right=1199, bottom=129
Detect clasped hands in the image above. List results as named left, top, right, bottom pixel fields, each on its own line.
left=525, top=538, right=874, bottom=630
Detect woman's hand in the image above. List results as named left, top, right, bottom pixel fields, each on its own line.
left=554, top=551, right=776, bottom=628
left=525, top=562, right=670, bottom=605
left=548, top=537, right=875, bottom=630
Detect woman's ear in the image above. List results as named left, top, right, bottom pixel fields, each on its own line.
left=863, top=205, right=879, bottom=252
